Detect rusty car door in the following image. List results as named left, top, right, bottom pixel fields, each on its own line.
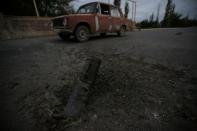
left=110, top=7, right=122, bottom=32
left=96, top=3, right=112, bottom=32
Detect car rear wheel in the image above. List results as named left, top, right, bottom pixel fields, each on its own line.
left=74, top=25, right=90, bottom=42
left=117, top=26, right=126, bottom=37
left=58, top=32, right=70, bottom=40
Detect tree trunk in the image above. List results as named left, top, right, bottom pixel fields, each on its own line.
left=114, top=0, right=121, bottom=7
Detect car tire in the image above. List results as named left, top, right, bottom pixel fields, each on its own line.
left=58, top=32, right=70, bottom=40
left=74, top=25, right=90, bottom=42
left=117, top=26, right=126, bottom=37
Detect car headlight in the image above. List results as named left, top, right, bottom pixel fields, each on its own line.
left=63, top=18, right=67, bottom=26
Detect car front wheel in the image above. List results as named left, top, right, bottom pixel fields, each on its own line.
left=74, top=25, right=90, bottom=42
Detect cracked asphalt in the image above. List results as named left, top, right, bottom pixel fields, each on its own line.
left=0, top=27, right=197, bottom=131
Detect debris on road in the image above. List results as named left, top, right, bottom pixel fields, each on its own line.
left=53, top=57, right=101, bottom=119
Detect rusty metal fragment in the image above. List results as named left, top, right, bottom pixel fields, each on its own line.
left=53, top=57, right=101, bottom=119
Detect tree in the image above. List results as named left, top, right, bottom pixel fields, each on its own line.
left=136, top=12, right=159, bottom=28
left=137, top=0, right=197, bottom=29
left=0, top=0, right=36, bottom=16
left=37, top=0, right=73, bottom=16
left=156, top=3, right=161, bottom=27
left=149, top=13, right=154, bottom=23
left=161, top=0, right=180, bottom=27
left=114, top=0, right=121, bottom=7
left=124, top=1, right=129, bottom=18
left=0, top=0, right=73, bottom=16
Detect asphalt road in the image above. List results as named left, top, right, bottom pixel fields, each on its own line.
left=1, top=27, right=197, bottom=71
left=0, top=27, right=197, bottom=131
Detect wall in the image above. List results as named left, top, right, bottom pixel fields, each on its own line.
left=0, top=13, right=55, bottom=40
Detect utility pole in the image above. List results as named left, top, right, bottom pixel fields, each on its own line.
left=33, top=0, right=40, bottom=16
left=128, top=0, right=136, bottom=23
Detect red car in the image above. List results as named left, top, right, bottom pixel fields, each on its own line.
left=52, top=2, right=130, bottom=42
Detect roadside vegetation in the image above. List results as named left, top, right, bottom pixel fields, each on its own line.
left=0, top=0, right=73, bottom=16
left=136, top=0, right=197, bottom=28
left=1, top=0, right=196, bottom=28
left=1, top=0, right=121, bottom=16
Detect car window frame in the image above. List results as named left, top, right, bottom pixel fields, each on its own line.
left=96, top=3, right=101, bottom=15
left=110, top=6, right=121, bottom=17
left=77, top=2, right=97, bottom=14
left=99, top=3, right=110, bottom=16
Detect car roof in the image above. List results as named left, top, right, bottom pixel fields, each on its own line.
left=78, top=2, right=123, bottom=16
left=80, top=2, right=119, bottom=8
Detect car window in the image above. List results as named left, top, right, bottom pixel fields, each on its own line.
left=111, top=7, right=121, bottom=17
left=100, top=4, right=110, bottom=15
left=77, top=3, right=97, bottom=14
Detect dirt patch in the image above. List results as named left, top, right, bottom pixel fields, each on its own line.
left=14, top=53, right=197, bottom=131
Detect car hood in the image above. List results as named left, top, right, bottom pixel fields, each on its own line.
left=52, top=14, right=93, bottom=19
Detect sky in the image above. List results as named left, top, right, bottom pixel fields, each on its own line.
left=70, top=0, right=197, bottom=22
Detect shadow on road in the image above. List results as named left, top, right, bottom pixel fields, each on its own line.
left=51, top=34, right=125, bottom=44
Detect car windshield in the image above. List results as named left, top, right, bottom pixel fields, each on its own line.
left=77, top=3, right=97, bottom=14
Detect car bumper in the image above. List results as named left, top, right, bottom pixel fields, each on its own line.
left=53, top=27, right=73, bottom=34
